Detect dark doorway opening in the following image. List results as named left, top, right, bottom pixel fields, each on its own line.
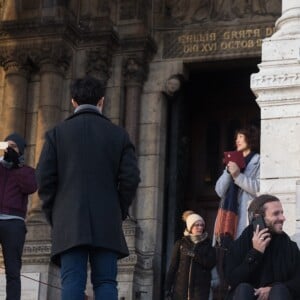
left=161, top=58, right=260, bottom=299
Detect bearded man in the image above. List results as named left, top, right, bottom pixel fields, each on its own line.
left=224, top=194, right=300, bottom=300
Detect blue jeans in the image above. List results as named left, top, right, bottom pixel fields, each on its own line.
left=60, top=246, right=118, bottom=300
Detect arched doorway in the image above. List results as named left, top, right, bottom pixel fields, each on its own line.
left=162, top=57, right=260, bottom=298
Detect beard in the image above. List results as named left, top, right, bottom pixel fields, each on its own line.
left=266, top=221, right=284, bottom=234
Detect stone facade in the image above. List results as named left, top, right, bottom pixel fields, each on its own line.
left=0, top=0, right=299, bottom=299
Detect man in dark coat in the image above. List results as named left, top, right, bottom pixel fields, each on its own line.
left=224, top=194, right=300, bottom=300
left=36, top=76, right=140, bottom=300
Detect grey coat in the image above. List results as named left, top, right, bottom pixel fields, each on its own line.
left=36, top=107, right=140, bottom=265
left=215, top=154, right=260, bottom=239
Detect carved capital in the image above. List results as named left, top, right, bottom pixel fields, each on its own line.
left=123, top=56, right=147, bottom=85
left=0, top=47, right=31, bottom=77
left=86, top=47, right=111, bottom=84
left=37, top=43, right=72, bottom=75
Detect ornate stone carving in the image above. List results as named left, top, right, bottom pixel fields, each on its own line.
left=165, top=0, right=281, bottom=25
left=23, top=244, right=52, bottom=256
left=86, top=47, right=111, bottom=83
left=0, top=46, right=31, bottom=76
left=37, top=43, right=72, bottom=74
left=251, top=73, right=300, bottom=89
left=123, top=56, right=148, bottom=85
left=164, top=74, right=184, bottom=97
left=118, top=253, right=138, bottom=265
left=119, top=0, right=148, bottom=21
left=0, top=43, right=72, bottom=75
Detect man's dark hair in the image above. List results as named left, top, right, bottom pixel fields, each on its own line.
left=70, top=75, right=105, bottom=105
left=235, top=125, right=260, bottom=153
left=248, top=194, right=280, bottom=221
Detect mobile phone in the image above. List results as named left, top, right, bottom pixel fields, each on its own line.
left=252, top=215, right=266, bottom=231
left=0, top=142, right=8, bottom=150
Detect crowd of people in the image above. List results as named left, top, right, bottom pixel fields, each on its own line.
left=165, top=126, right=300, bottom=300
left=0, top=75, right=299, bottom=300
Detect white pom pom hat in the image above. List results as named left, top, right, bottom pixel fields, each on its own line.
left=186, top=213, right=205, bottom=232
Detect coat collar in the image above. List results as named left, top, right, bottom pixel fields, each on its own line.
left=66, top=107, right=110, bottom=122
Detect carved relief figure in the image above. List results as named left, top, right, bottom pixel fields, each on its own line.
left=210, top=0, right=235, bottom=21
left=167, top=0, right=281, bottom=23
left=251, top=0, right=267, bottom=15
left=265, top=0, right=281, bottom=16
left=167, top=0, right=210, bottom=24
left=165, top=74, right=182, bottom=96
left=232, top=0, right=249, bottom=18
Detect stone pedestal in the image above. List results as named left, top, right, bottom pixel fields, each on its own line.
left=251, top=0, right=300, bottom=240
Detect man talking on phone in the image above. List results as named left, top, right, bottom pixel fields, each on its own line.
left=224, top=194, right=300, bottom=300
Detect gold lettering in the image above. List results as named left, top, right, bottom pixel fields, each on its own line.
left=221, top=42, right=228, bottom=49
left=248, top=40, right=255, bottom=48
left=223, top=32, right=231, bottom=40
left=182, top=42, right=217, bottom=53
left=192, top=44, right=199, bottom=52
left=223, top=29, right=261, bottom=40
left=221, top=40, right=256, bottom=50
left=256, top=39, right=262, bottom=47
left=231, top=31, right=239, bottom=39
left=245, top=30, right=252, bottom=38
left=253, top=29, right=261, bottom=38
left=265, top=27, right=275, bottom=36
left=183, top=44, right=192, bottom=53
left=178, top=33, right=217, bottom=44
left=210, top=33, right=216, bottom=41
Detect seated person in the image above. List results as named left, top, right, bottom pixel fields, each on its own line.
left=224, top=194, right=300, bottom=300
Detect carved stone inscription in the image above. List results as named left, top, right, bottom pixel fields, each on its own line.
left=163, top=24, right=275, bottom=59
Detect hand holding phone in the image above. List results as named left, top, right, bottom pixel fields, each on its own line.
left=252, top=215, right=266, bottom=231
left=252, top=216, right=271, bottom=253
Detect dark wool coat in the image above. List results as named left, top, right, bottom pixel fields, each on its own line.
left=36, top=107, right=140, bottom=265
left=165, top=235, right=216, bottom=300
left=224, top=225, right=300, bottom=300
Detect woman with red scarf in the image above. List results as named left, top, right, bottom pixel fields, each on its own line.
left=214, top=126, right=260, bottom=249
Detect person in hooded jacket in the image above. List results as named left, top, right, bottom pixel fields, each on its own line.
left=0, top=133, right=37, bottom=300
left=165, top=210, right=216, bottom=300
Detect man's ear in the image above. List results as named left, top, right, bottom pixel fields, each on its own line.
left=71, top=99, right=78, bottom=108
left=97, top=97, right=104, bottom=112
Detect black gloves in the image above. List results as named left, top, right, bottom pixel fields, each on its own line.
left=3, top=147, right=20, bottom=168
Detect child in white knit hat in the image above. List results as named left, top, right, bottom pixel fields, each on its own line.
left=165, top=210, right=216, bottom=300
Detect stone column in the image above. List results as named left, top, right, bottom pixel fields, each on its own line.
left=296, top=181, right=300, bottom=247
left=28, top=45, right=71, bottom=222
left=123, top=57, right=147, bottom=148
left=0, top=52, right=30, bottom=138
left=251, top=0, right=300, bottom=239
left=21, top=46, right=71, bottom=300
